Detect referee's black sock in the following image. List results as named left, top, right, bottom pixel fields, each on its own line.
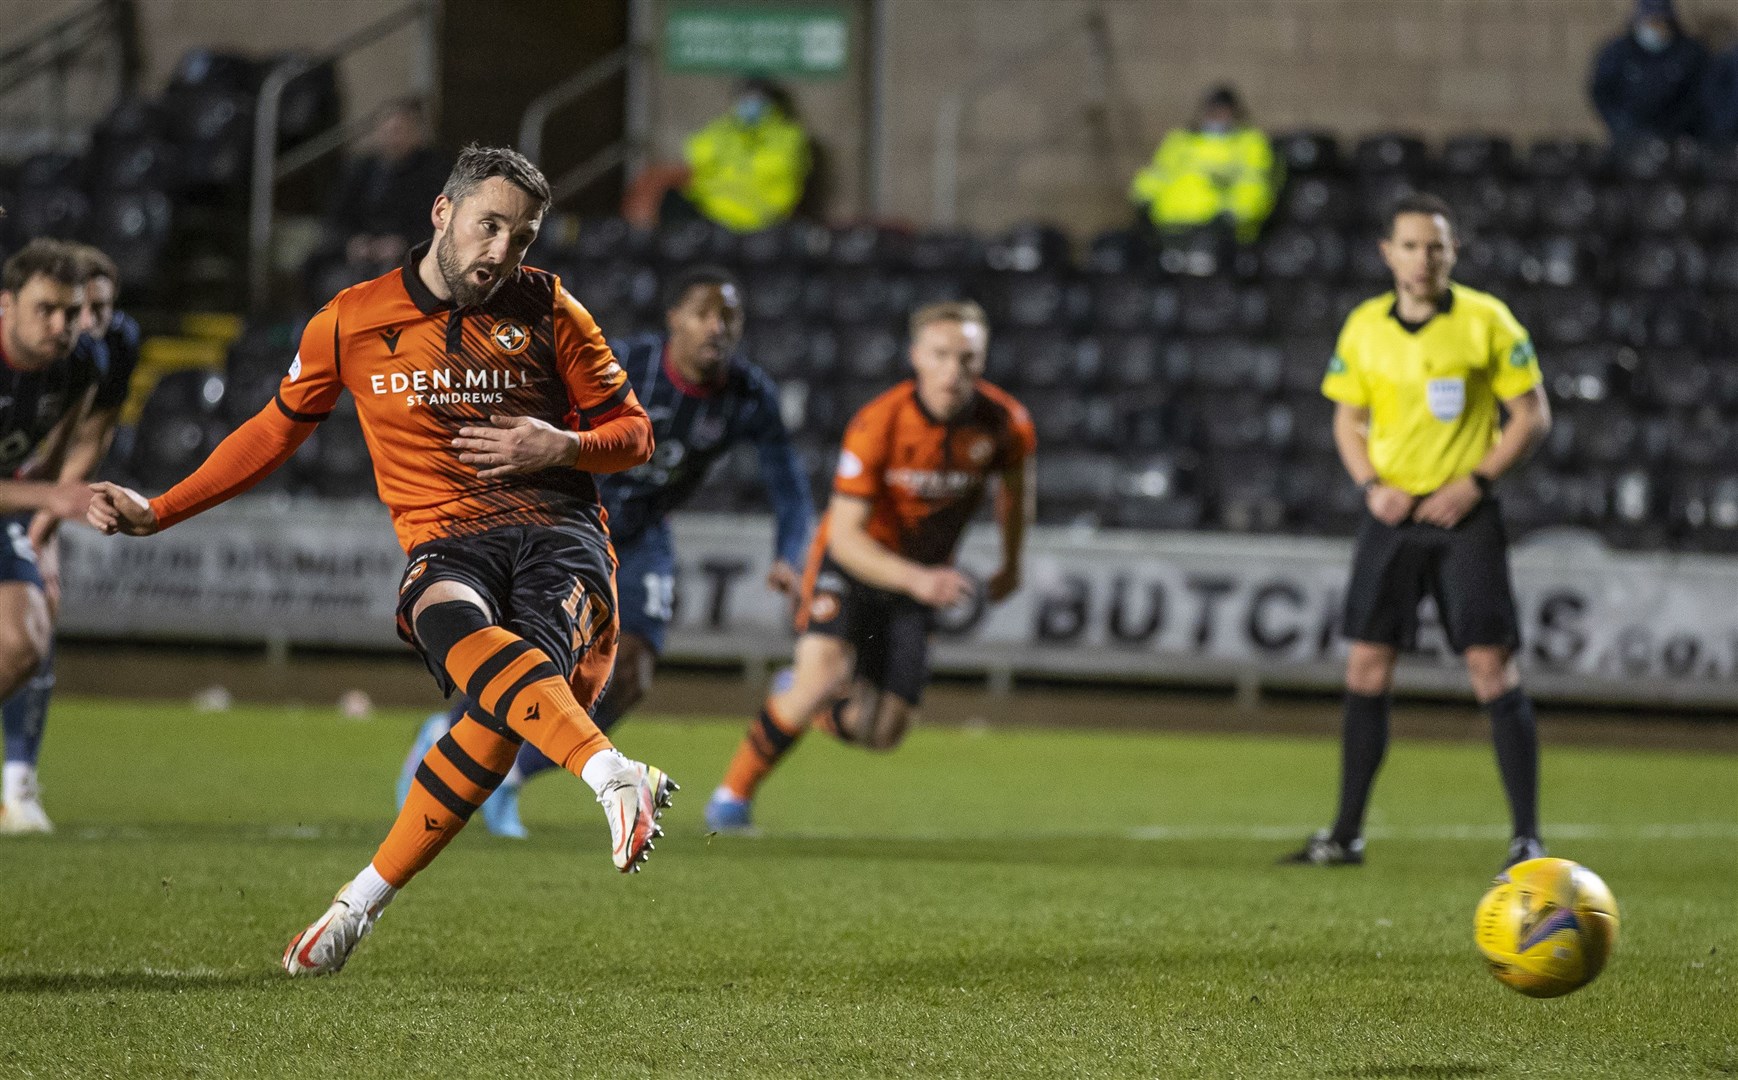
left=1329, top=692, right=1390, bottom=846
left=1486, top=687, right=1540, bottom=841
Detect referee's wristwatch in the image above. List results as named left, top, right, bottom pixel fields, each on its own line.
left=1470, top=471, right=1495, bottom=497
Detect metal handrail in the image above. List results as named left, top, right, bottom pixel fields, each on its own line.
left=0, top=0, right=135, bottom=140
left=931, top=9, right=1111, bottom=227
left=0, top=0, right=115, bottom=80
left=515, top=41, right=652, bottom=208
left=518, top=48, right=628, bottom=165
left=248, top=0, right=437, bottom=311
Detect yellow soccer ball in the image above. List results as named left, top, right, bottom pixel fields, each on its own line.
left=1474, top=857, right=1620, bottom=998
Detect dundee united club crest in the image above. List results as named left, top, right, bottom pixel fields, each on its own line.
left=490, top=320, right=529, bottom=354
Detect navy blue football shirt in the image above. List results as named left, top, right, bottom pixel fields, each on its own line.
left=598, top=333, right=812, bottom=566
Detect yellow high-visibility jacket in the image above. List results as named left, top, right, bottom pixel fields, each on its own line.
left=683, top=111, right=812, bottom=233
left=1128, top=127, right=1279, bottom=242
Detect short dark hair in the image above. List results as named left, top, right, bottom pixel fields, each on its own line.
left=663, top=264, right=740, bottom=311
left=73, top=244, right=120, bottom=288
left=1387, top=192, right=1455, bottom=236
left=2, top=238, right=85, bottom=294
left=441, top=144, right=551, bottom=215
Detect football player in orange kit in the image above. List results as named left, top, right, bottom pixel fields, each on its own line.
left=87, top=146, right=675, bottom=975
left=705, top=300, right=1036, bottom=831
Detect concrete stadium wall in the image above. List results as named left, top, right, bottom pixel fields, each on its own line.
left=636, top=0, right=1737, bottom=234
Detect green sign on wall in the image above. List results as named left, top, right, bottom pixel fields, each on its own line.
left=665, top=5, right=850, bottom=78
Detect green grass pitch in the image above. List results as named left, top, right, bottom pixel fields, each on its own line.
left=2, top=697, right=1734, bottom=1078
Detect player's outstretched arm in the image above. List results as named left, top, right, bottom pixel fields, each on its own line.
left=86, top=481, right=158, bottom=536
left=0, top=479, right=95, bottom=520
left=826, top=494, right=973, bottom=610
left=125, top=402, right=318, bottom=534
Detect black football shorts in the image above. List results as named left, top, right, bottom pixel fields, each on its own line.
left=1342, top=496, right=1520, bottom=653
left=394, top=521, right=618, bottom=703
left=799, top=554, right=933, bottom=706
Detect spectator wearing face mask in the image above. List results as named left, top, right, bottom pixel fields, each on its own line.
left=1590, top=0, right=1708, bottom=144
left=1128, top=84, right=1278, bottom=245
left=663, top=76, right=812, bottom=234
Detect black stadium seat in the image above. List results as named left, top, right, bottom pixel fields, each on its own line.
left=18, top=152, right=84, bottom=189
left=744, top=267, right=805, bottom=321
left=1627, top=181, right=1691, bottom=234
left=1352, top=134, right=1429, bottom=176
left=745, top=318, right=808, bottom=379
left=1533, top=177, right=1600, bottom=232
left=1271, top=280, right=1345, bottom=337
left=1259, top=225, right=1348, bottom=280
left=11, top=185, right=90, bottom=240
left=1521, top=234, right=1598, bottom=288
left=839, top=326, right=902, bottom=381
left=1614, top=238, right=1706, bottom=292
left=1271, top=131, right=1341, bottom=176
left=1689, top=183, right=1738, bottom=239
left=1437, top=134, right=1514, bottom=178
left=1529, top=287, right=1604, bottom=348
left=1607, top=136, right=1676, bottom=182
left=907, top=229, right=983, bottom=272
left=1082, top=229, right=1149, bottom=275
left=1453, top=232, right=1526, bottom=288
left=1546, top=344, right=1617, bottom=402
left=1087, top=276, right=1157, bottom=333
left=987, top=224, right=1071, bottom=273
left=1520, top=138, right=1600, bottom=180
left=573, top=216, right=638, bottom=262
left=1275, top=175, right=1355, bottom=228
left=1000, top=272, right=1067, bottom=329
left=89, top=189, right=173, bottom=285
left=653, top=218, right=733, bottom=265
left=830, top=224, right=909, bottom=269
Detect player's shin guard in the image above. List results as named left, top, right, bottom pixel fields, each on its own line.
left=720, top=699, right=806, bottom=800
left=371, top=713, right=517, bottom=887
left=1486, top=687, right=1540, bottom=841
left=442, top=626, right=613, bottom=776
left=1330, top=692, right=1390, bottom=845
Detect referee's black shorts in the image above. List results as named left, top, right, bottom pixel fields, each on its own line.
left=1341, top=497, right=1520, bottom=653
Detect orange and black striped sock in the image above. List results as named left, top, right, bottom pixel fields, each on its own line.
left=372, top=712, right=519, bottom=888
left=442, top=626, right=613, bottom=776
left=720, top=698, right=806, bottom=801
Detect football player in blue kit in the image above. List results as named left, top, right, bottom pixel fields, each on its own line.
left=397, top=265, right=814, bottom=836
left=0, top=240, right=113, bottom=833
left=1, top=245, right=141, bottom=833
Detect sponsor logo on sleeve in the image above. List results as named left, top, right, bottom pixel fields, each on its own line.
left=837, top=449, right=864, bottom=479
left=288, top=354, right=302, bottom=381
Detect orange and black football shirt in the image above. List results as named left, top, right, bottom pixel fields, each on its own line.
left=150, top=244, right=650, bottom=553
left=812, top=378, right=1035, bottom=571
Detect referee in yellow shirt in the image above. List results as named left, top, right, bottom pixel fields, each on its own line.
left=1283, top=193, right=1553, bottom=870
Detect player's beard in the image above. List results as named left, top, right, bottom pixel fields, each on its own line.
left=436, top=229, right=505, bottom=308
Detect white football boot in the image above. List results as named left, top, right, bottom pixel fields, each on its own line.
left=597, top=759, right=677, bottom=873
left=281, top=884, right=379, bottom=976
left=0, top=769, right=53, bottom=835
